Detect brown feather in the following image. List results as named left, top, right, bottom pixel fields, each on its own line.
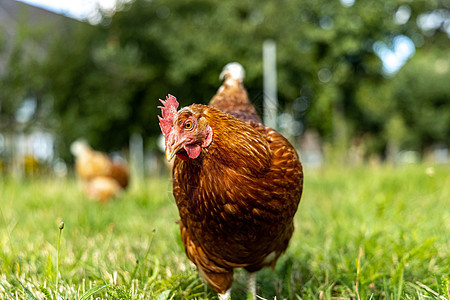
left=209, top=73, right=261, bottom=124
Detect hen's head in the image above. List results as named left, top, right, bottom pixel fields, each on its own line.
left=219, top=62, right=245, bottom=83
left=158, top=95, right=213, bottom=161
left=70, top=139, right=92, bottom=158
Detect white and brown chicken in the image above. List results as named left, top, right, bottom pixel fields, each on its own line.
left=71, top=140, right=129, bottom=203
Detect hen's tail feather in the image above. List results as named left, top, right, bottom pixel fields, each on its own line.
left=209, top=62, right=262, bottom=124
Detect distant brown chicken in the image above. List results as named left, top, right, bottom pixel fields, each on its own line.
left=70, top=140, right=129, bottom=203
left=158, top=62, right=303, bottom=299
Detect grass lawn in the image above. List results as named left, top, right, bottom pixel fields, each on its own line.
left=0, top=164, right=449, bottom=299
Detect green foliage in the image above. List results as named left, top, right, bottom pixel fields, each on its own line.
left=1, top=0, right=449, bottom=159
left=79, top=284, right=111, bottom=300
left=389, top=48, right=450, bottom=150
left=0, top=11, right=67, bottom=133
left=0, top=165, right=449, bottom=299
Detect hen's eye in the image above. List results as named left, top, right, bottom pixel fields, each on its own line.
left=184, top=121, right=193, bottom=130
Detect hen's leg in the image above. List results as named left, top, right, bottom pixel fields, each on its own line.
left=247, top=272, right=256, bottom=300
left=218, top=289, right=231, bottom=300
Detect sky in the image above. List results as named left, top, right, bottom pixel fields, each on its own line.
left=17, top=0, right=118, bottom=23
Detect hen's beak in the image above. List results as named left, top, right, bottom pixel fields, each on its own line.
left=166, top=147, right=177, bottom=161
left=165, top=135, right=184, bottom=162
left=165, top=147, right=176, bottom=162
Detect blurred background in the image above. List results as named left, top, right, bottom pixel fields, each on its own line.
left=0, top=0, right=449, bottom=179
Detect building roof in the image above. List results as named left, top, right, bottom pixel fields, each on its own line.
left=0, top=0, right=73, bottom=35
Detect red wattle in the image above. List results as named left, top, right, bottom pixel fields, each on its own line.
left=185, top=144, right=201, bottom=159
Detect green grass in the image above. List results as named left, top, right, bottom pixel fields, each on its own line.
left=0, top=164, right=449, bottom=299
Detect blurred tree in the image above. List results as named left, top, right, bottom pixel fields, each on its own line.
left=389, top=46, right=450, bottom=152
left=0, top=22, right=44, bottom=133
left=0, top=2, right=79, bottom=171
left=5, top=0, right=448, bottom=162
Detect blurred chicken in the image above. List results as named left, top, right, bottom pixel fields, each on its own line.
left=71, top=140, right=129, bottom=203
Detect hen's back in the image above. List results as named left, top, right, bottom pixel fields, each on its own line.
left=209, top=62, right=262, bottom=124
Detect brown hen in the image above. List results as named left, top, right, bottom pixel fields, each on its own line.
left=71, top=140, right=129, bottom=203
left=158, top=62, right=303, bottom=299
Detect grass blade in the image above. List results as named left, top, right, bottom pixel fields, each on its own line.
left=56, top=221, right=64, bottom=292
left=79, top=284, right=111, bottom=300
left=157, top=290, right=171, bottom=300
left=0, top=283, right=17, bottom=300
left=18, top=280, right=38, bottom=300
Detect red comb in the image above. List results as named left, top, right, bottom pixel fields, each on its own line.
left=158, top=94, right=179, bottom=137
